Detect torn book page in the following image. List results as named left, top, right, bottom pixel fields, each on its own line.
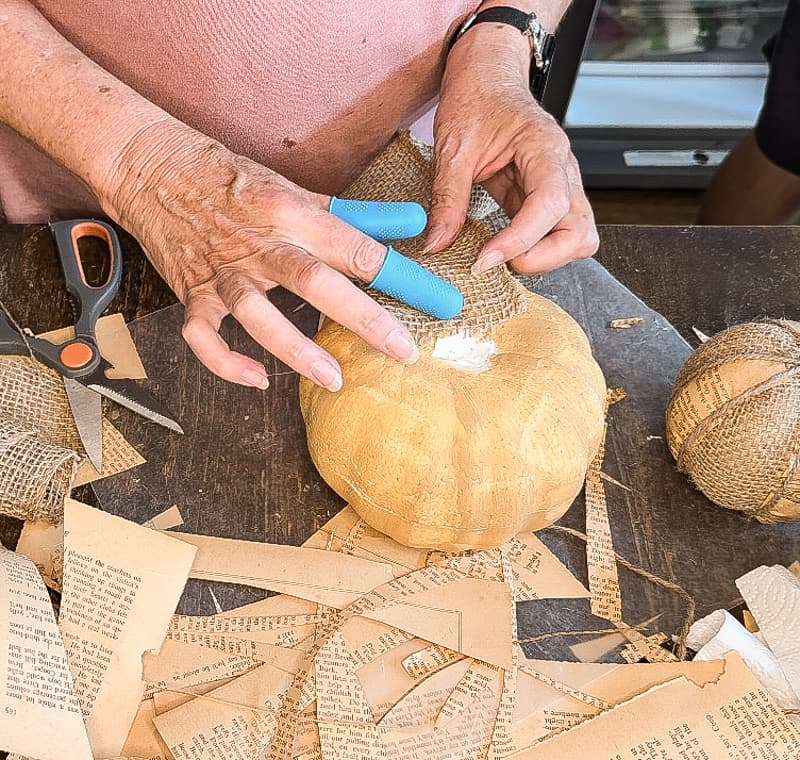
left=0, top=547, right=92, bottom=760
left=167, top=531, right=393, bottom=608
left=315, top=630, right=387, bottom=759
left=512, top=657, right=725, bottom=746
left=513, top=654, right=800, bottom=758
left=73, top=418, right=145, bottom=486
left=60, top=498, right=196, bottom=758
left=142, top=638, right=260, bottom=698
left=153, top=695, right=277, bottom=760
left=584, top=392, right=623, bottom=622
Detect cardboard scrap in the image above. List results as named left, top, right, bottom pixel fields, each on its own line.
left=168, top=530, right=394, bottom=609
left=40, top=312, right=147, bottom=381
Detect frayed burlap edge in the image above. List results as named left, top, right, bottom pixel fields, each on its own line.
left=0, top=356, right=82, bottom=522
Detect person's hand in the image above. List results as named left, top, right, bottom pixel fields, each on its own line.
left=425, top=28, right=598, bottom=275
left=101, top=122, right=419, bottom=391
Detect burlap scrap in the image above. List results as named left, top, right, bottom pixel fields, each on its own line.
left=670, top=319, right=800, bottom=522
left=0, top=356, right=81, bottom=522
left=343, top=132, right=528, bottom=344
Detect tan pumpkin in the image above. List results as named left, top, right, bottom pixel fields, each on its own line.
left=299, top=286, right=607, bottom=551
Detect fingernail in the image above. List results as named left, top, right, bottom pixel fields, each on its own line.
left=471, top=250, right=506, bottom=275
left=242, top=368, right=270, bottom=390
left=310, top=359, right=343, bottom=392
left=384, top=329, right=419, bottom=365
left=422, top=226, right=445, bottom=254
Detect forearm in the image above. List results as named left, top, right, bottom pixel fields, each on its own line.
left=0, top=1, right=189, bottom=209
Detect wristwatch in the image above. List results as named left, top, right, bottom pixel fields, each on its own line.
left=448, top=6, right=556, bottom=102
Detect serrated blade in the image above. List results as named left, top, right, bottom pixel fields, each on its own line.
left=87, top=378, right=184, bottom=434
left=64, top=377, right=103, bottom=471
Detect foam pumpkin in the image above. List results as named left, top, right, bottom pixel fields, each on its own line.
left=299, top=134, right=607, bottom=551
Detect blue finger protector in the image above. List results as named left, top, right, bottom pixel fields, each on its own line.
left=329, top=197, right=427, bottom=240
left=369, top=246, right=464, bottom=320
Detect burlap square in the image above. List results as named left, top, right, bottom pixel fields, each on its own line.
left=343, top=132, right=528, bottom=344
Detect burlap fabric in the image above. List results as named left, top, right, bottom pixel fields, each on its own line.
left=0, top=355, right=80, bottom=522
left=667, top=319, right=800, bottom=522
left=343, top=132, right=528, bottom=344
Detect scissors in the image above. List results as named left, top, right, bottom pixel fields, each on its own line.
left=0, top=219, right=183, bottom=472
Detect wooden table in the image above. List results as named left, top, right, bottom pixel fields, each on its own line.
left=1, top=223, right=798, bottom=659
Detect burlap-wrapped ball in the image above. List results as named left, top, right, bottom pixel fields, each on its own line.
left=666, top=320, right=800, bottom=522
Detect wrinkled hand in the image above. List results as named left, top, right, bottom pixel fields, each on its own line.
left=427, top=34, right=598, bottom=275
left=103, top=123, right=418, bottom=390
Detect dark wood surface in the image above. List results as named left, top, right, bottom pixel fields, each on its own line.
left=1, top=223, right=799, bottom=659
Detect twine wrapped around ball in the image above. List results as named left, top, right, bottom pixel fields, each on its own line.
left=666, top=319, right=800, bottom=522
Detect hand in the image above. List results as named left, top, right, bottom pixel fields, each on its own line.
left=426, top=31, right=598, bottom=275
left=102, top=122, right=419, bottom=390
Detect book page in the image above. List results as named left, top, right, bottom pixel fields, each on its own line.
left=516, top=654, right=800, bottom=759
left=120, top=697, right=173, bottom=760
left=0, top=547, right=92, bottom=760
left=60, top=498, right=196, bottom=758
left=16, top=505, right=183, bottom=595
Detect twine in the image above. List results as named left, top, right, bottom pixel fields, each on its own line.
left=545, top=525, right=696, bottom=661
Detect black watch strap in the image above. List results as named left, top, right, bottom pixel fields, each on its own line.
left=447, top=6, right=556, bottom=103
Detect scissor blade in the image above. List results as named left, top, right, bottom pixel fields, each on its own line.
left=63, top=377, right=103, bottom=471
left=87, top=378, right=184, bottom=434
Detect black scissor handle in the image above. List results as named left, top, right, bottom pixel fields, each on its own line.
left=49, top=219, right=123, bottom=343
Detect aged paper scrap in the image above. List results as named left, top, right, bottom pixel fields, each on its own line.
left=154, top=695, right=276, bottom=760
left=61, top=498, right=196, bottom=758
left=736, top=565, right=800, bottom=700
left=511, top=657, right=725, bottom=745
left=169, top=530, right=394, bottom=608
left=316, top=629, right=387, bottom=759
left=144, top=505, right=184, bottom=530
left=515, top=654, right=800, bottom=758
left=15, top=505, right=183, bottom=596
left=120, top=697, right=173, bottom=760
left=15, top=517, right=63, bottom=591
left=0, top=547, right=92, bottom=760
left=362, top=574, right=514, bottom=669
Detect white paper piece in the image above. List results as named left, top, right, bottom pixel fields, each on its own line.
left=736, top=565, right=800, bottom=699
left=688, top=609, right=800, bottom=711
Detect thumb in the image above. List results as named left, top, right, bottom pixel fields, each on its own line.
left=425, top=141, right=475, bottom=253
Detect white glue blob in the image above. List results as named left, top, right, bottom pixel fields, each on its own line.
left=431, top=334, right=498, bottom=373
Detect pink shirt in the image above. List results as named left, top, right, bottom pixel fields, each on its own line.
left=0, top=1, right=473, bottom=223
